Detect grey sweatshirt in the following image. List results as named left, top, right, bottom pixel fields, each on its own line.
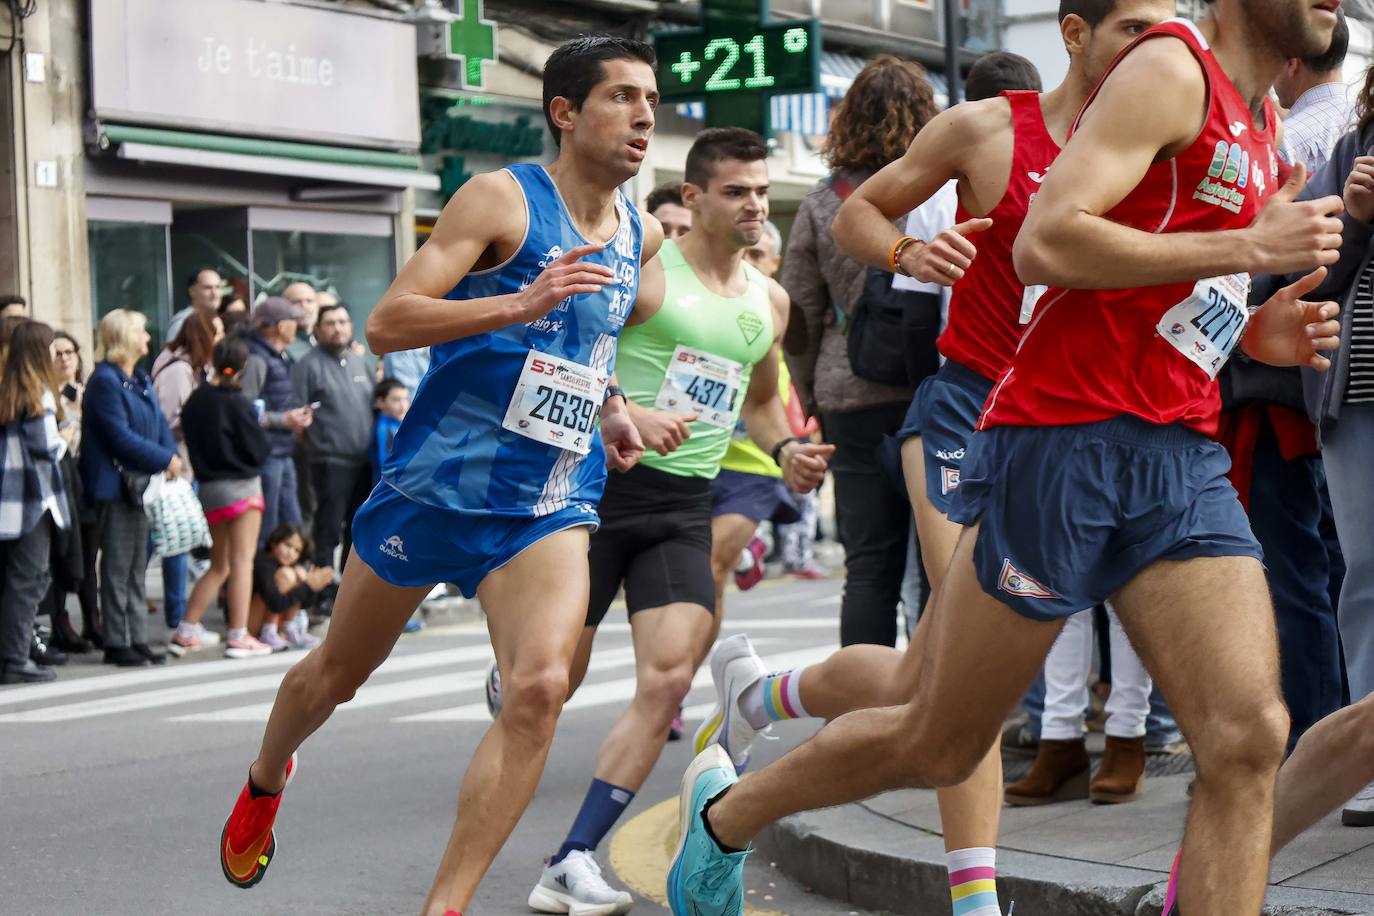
left=291, top=345, right=376, bottom=464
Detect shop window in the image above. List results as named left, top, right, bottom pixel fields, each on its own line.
left=87, top=220, right=172, bottom=358
left=250, top=230, right=394, bottom=350
left=0, top=51, right=17, bottom=294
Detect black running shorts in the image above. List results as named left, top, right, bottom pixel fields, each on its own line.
left=586, top=463, right=716, bottom=627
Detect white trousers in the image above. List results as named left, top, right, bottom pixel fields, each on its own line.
left=1041, top=604, right=1152, bottom=740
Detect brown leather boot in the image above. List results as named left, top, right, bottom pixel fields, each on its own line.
left=1090, top=735, right=1147, bottom=804
left=1005, top=738, right=1090, bottom=806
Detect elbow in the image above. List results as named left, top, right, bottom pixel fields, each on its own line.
left=831, top=200, right=861, bottom=261
left=1012, top=231, right=1057, bottom=288
left=365, top=311, right=395, bottom=356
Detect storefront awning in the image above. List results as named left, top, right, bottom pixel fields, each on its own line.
left=99, top=125, right=440, bottom=191
left=676, top=52, right=951, bottom=136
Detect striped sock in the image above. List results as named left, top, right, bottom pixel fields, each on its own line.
left=948, top=847, right=1001, bottom=916
left=741, top=667, right=809, bottom=726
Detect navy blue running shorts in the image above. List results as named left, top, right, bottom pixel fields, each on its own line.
left=709, top=468, right=801, bottom=526
left=352, top=481, right=599, bottom=598
left=947, top=415, right=1263, bottom=622
left=895, top=360, right=995, bottom=516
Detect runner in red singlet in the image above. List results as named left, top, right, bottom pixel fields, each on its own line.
left=669, top=1, right=1345, bottom=913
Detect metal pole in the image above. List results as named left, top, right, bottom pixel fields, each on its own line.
left=943, top=0, right=961, bottom=106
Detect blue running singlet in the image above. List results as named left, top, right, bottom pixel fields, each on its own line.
left=381, top=163, right=644, bottom=517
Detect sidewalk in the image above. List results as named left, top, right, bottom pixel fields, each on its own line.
left=756, top=735, right=1374, bottom=915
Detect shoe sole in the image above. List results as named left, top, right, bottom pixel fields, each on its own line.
left=527, top=883, right=631, bottom=916
left=1005, top=769, right=1090, bottom=807
left=1343, top=810, right=1374, bottom=827
left=220, top=753, right=298, bottom=889
left=1090, top=787, right=1142, bottom=804
left=225, top=648, right=273, bottom=659
left=668, top=746, right=734, bottom=913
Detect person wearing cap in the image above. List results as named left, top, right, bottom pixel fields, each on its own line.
left=239, top=297, right=314, bottom=541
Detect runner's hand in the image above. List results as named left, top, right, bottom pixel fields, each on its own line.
left=1345, top=156, right=1374, bottom=224
left=516, top=244, right=616, bottom=321
left=629, top=402, right=698, bottom=456
left=1243, top=266, right=1341, bottom=370
left=165, top=454, right=183, bottom=480
left=899, top=218, right=993, bottom=286
left=601, top=407, right=644, bottom=472
left=1246, top=162, right=1345, bottom=274
left=780, top=441, right=835, bottom=494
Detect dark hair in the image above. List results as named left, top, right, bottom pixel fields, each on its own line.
left=0, top=294, right=26, bottom=310
left=166, top=308, right=218, bottom=375
left=684, top=128, right=769, bottom=188
left=220, top=310, right=251, bottom=340
left=0, top=321, right=61, bottom=424
left=542, top=36, right=656, bottom=147
left=54, top=330, right=84, bottom=383
left=1058, top=0, right=1116, bottom=26
left=824, top=56, right=939, bottom=174
left=645, top=182, right=684, bottom=214
left=212, top=335, right=249, bottom=391
left=374, top=377, right=406, bottom=403
left=965, top=52, right=1043, bottom=101
left=185, top=267, right=220, bottom=290
left=1303, top=8, right=1349, bottom=73
left=264, top=522, right=312, bottom=559
left=316, top=302, right=349, bottom=325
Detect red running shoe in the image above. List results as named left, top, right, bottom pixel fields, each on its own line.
left=733, top=537, right=767, bottom=591
left=220, top=753, right=298, bottom=889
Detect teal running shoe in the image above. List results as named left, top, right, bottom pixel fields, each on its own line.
left=666, top=745, right=749, bottom=916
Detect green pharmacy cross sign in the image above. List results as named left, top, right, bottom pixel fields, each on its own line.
left=447, top=0, right=498, bottom=90
left=654, top=0, right=820, bottom=136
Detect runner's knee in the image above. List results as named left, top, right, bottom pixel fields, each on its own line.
left=502, top=664, right=572, bottom=733
left=637, top=661, right=695, bottom=719
left=1191, top=699, right=1288, bottom=776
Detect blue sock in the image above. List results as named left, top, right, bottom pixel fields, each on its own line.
left=552, top=779, right=636, bottom=865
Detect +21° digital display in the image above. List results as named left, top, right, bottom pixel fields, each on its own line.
left=655, top=21, right=820, bottom=102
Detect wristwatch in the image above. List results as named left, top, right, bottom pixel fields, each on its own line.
left=604, top=384, right=626, bottom=404
left=770, top=436, right=806, bottom=466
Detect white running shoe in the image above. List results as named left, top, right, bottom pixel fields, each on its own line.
left=1344, top=780, right=1374, bottom=827
left=527, top=849, right=633, bottom=915
left=485, top=659, right=502, bottom=719
left=282, top=612, right=321, bottom=650
left=692, top=633, right=769, bottom=769
left=191, top=623, right=221, bottom=647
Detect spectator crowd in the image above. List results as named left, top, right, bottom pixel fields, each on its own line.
left=0, top=278, right=423, bottom=683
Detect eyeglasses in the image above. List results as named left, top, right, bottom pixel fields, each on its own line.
left=53, top=349, right=78, bottom=358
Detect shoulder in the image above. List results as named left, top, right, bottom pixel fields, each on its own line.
left=637, top=208, right=664, bottom=263
left=936, top=97, right=1014, bottom=145
left=766, top=277, right=789, bottom=321
left=1098, top=32, right=1205, bottom=97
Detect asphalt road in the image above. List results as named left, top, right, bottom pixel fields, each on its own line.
left=2, top=575, right=881, bottom=916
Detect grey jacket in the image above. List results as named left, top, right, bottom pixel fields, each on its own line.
left=1286, top=119, right=1374, bottom=433
left=291, top=345, right=375, bottom=464
left=781, top=172, right=916, bottom=416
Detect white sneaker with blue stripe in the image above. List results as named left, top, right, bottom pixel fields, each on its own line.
left=527, top=849, right=632, bottom=916
left=666, top=746, right=749, bottom=916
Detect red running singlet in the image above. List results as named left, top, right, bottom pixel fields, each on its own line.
left=938, top=90, right=1062, bottom=382
left=979, top=19, right=1280, bottom=435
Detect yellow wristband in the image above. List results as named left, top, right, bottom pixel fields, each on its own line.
left=890, top=235, right=923, bottom=276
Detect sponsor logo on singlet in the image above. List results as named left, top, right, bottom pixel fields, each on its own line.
left=1229, top=121, right=1248, bottom=137
left=998, top=558, right=1056, bottom=599
left=935, top=447, right=966, bottom=461
left=736, top=312, right=765, bottom=346
left=1194, top=141, right=1251, bottom=214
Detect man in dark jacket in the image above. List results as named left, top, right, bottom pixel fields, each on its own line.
left=239, top=297, right=313, bottom=541
left=291, top=302, right=375, bottom=576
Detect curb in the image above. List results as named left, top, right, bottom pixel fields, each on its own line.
left=755, top=803, right=1369, bottom=916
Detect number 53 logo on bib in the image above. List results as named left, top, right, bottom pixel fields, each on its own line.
left=502, top=351, right=607, bottom=456
left=1156, top=272, right=1251, bottom=380
left=656, top=345, right=745, bottom=430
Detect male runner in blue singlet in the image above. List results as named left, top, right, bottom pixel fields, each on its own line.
left=217, top=37, right=662, bottom=916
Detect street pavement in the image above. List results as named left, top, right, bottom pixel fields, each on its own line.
left=1, top=575, right=875, bottom=916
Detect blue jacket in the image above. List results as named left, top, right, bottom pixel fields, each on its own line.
left=79, top=361, right=177, bottom=505
left=245, top=333, right=298, bottom=457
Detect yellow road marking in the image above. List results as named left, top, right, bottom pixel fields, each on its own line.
left=608, top=797, right=785, bottom=916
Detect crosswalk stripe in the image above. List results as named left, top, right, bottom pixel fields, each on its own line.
left=0, top=644, right=498, bottom=725
left=169, top=646, right=642, bottom=723
left=398, top=644, right=835, bottom=724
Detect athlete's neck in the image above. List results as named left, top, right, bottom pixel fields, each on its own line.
left=675, top=230, right=749, bottom=297
left=1038, top=74, right=1095, bottom=146
left=544, top=157, right=622, bottom=244
left=1198, top=12, right=1284, bottom=122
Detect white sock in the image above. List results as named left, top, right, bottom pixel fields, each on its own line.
left=227, top=627, right=247, bottom=642
left=739, top=666, right=810, bottom=728
left=947, top=846, right=1000, bottom=915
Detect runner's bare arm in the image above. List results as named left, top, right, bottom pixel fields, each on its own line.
left=366, top=171, right=615, bottom=353
left=742, top=282, right=832, bottom=493
left=640, top=209, right=665, bottom=264
left=1014, top=38, right=1345, bottom=290
left=832, top=102, right=998, bottom=285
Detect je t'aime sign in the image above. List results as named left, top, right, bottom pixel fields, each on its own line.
left=89, top=0, right=421, bottom=149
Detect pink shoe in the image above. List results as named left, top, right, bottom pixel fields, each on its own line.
left=225, top=634, right=273, bottom=659
left=1162, top=848, right=1181, bottom=914
left=167, top=631, right=202, bottom=658
left=734, top=537, right=767, bottom=591
left=786, top=563, right=829, bottom=581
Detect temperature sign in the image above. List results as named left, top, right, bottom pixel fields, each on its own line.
left=655, top=21, right=820, bottom=102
